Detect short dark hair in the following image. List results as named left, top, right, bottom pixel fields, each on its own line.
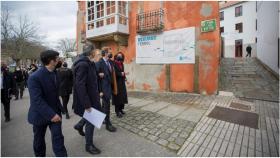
left=40, top=50, right=59, bottom=65
left=82, top=44, right=95, bottom=57
left=101, top=50, right=108, bottom=57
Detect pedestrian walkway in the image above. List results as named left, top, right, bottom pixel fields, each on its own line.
left=1, top=91, right=176, bottom=157
left=219, top=58, right=279, bottom=102
left=178, top=96, right=279, bottom=157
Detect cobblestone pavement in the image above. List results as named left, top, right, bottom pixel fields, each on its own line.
left=178, top=96, right=279, bottom=157
left=219, top=58, right=279, bottom=101
left=110, top=91, right=217, bottom=152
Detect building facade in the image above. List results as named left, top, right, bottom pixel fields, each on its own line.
left=256, top=1, right=279, bottom=75
left=76, top=1, right=220, bottom=95
left=219, top=1, right=257, bottom=58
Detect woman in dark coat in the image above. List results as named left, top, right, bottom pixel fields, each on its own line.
left=112, top=52, right=128, bottom=118
left=57, top=62, right=73, bottom=119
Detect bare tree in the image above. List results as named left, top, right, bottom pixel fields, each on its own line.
left=56, top=38, right=76, bottom=57
left=1, top=8, right=44, bottom=66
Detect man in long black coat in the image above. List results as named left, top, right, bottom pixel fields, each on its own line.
left=57, top=62, right=73, bottom=119
left=72, top=44, right=102, bottom=155
left=1, top=64, right=15, bottom=122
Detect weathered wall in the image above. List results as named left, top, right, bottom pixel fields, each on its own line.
left=77, top=1, right=220, bottom=95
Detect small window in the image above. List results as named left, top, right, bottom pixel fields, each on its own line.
left=106, top=16, right=115, bottom=25
left=96, top=1, right=104, bottom=19
left=119, top=16, right=127, bottom=25
left=118, top=1, right=127, bottom=16
left=96, top=20, right=104, bottom=28
left=220, top=11, right=224, bottom=21
left=87, top=1, right=95, bottom=22
left=88, top=23, right=94, bottom=30
left=106, top=1, right=115, bottom=15
left=235, top=23, right=243, bottom=33
left=220, top=27, right=224, bottom=34
left=235, top=6, right=242, bottom=17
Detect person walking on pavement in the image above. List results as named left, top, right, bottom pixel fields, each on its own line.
left=72, top=44, right=102, bottom=155
left=1, top=64, right=15, bottom=122
left=246, top=45, right=252, bottom=57
left=96, top=49, right=117, bottom=132
left=57, top=62, right=73, bottom=119
left=27, top=50, right=68, bottom=157
left=13, top=67, right=25, bottom=100
left=28, top=64, right=38, bottom=75
left=112, top=52, right=128, bottom=118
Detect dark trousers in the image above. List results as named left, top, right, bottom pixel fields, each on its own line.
left=102, top=97, right=111, bottom=124
left=61, top=95, right=70, bottom=114
left=15, top=81, right=25, bottom=99
left=1, top=89, right=10, bottom=119
left=33, top=122, right=67, bottom=157
left=115, top=104, right=124, bottom=114
left=75, top=118, right=95, bottom=146
left=246, top=52, right=251, bottom=57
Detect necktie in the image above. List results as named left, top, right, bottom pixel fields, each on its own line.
left=106, top=61, right=112, bottom=72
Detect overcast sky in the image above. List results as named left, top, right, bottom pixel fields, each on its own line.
left=1, top=1, right=77, bottom=49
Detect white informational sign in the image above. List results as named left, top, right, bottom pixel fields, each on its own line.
left=136, top=27, right=195, bottom=64
left=83, top=107, right=106, bottom=129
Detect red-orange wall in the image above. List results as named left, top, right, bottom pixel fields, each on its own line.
left=77, top=1, right=220, bottom=95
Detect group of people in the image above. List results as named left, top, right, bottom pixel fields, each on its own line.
left=1, top=63, right=38, bottom=122
left=26, top=44, right=128, bottom=156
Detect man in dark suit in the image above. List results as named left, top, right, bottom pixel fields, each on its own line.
left=95, top=49, right=117, bottom=132
left=72, top=44, right=102, bottom=155
left=1, top=64, right=15, bottom=122
left=57, top=62, right=73, bottom=119
left=27, top=50, right=67, bottom=157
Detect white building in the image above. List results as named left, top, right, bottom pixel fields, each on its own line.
left=219, top=1, right=257, bottom=58
left=256, top=1, right=279, bottom=75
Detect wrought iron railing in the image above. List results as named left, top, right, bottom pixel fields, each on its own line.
left=136, top=8, right=164, bottom=33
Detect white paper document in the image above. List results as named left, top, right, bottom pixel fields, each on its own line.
left=83, top=107, right=106, bottom=129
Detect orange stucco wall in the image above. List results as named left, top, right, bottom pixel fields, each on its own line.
left=77, top=1, right=220, bottom=95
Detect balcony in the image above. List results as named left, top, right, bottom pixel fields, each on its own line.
left=86, top=1, right=129, bottom=44
left=136, top=8, right=164, bottom=34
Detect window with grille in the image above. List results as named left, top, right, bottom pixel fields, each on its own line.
left=106, top=1, right=115, bottom=15
left=235, top=6, right=242, bottom=17
left=235, top=23, right=243, bottom=33
left=87, top=1, right=94, bottom=22
left=136, top=8, right=164, bottom=33
left=106, top=16, right=115, bottom=25
left=96, top=1, right=104, bottom=19
left=96, top=20, right=104, bottom=28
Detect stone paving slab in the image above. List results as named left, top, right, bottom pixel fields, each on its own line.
left=140, top=101, right=170, bottom=112
left=176, top=107, right=206, bottom=122
left=129, top=99, right=155, bottom=107
left=157, top=104, right=188, bottom=117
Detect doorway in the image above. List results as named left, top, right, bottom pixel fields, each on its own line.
left=235, top=39, right=243, bottom=57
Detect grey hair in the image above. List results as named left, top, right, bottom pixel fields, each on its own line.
left=82, top=44, right=95, bottom=56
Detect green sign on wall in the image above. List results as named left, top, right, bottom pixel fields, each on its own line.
left=201, top=19, right=216, bottom=33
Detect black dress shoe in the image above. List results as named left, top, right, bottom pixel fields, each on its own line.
left=74, top=125, right=85, bottom=136
left=5, top=118, right=10, bottom=122
left=106, top=124, right=117, bottom=132
left=86, top=145, right=101, bottom=155
left=66, top=113, right=70, bottom=119
left=120, top=110, right=126, bottom=115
